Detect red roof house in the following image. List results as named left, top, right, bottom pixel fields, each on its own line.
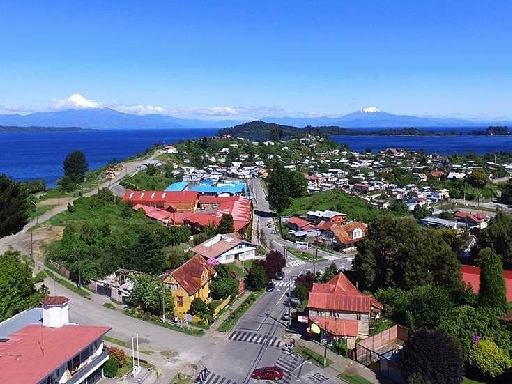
left=307, top=273, right=382, bottom=341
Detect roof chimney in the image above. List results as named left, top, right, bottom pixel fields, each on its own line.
left=41, top=296, right=70, bottom=328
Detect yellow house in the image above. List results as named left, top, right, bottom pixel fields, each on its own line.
left=161, top=254, right=216, bottom=317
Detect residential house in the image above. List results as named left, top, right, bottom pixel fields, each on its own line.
left=192, top=233, right=261, bottom=264
left=161, top=254, right=216, bottom=317
left=286, top=216, right=315, bottom=232
left=306, top=210, right=346, bottom=224
left=453, top=210, right=490, bottom=229
left=322, top=222, right=368, bottom=249
left=307, top=273, right=383, bottom=348
left=0, top=296, right=110, bottom=384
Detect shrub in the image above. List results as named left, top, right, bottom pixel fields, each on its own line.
left=103, top=357, right=119, bottom=378
left=469, top=339, right=512, bottom=379
left=107, top=346, right=126, bottom=366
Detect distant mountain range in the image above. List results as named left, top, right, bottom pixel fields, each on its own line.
left=0, top=107, right=508, bottom=130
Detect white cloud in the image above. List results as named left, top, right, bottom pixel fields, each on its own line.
left=114, top=104, right=164, bottom=115
left=54, top=93, right=101, bottom=109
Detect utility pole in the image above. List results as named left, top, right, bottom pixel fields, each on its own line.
left=313, top=247, right=318, bottom=276
left=161, top=284, right=166, bottom=322
left=30, top=231, right=33, bottom=260
left=288, top=276, right=292, bottom=328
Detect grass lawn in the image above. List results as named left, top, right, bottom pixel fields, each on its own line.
left=462, top=378, right=487, bottom=384
left=285, top=246, right=325, bottom=262
left=104, top=335, right=129, bottom=348
left=218, top=291, right=262, bottom=332
left=169, top=373, right=192, bottom=384
left=294, top=345, right=332, bottom=367
left=338, top=373, right=373, bottom=384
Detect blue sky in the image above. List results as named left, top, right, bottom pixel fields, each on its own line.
left=1, top=1, right=511, bottom=120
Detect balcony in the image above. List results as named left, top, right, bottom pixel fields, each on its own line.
left=67, top=349, right=109, bottom=384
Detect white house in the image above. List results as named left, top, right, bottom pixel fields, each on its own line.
left=191, top=233, right=262, bottom=264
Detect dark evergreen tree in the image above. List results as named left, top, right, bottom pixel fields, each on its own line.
left=402, top=329, right=464, bottom=384
left=217, top=213, right=234, bottom=234
left=63, top=150, right=89, bottom=183
left=477, top=247, right=507, bottom=314
left=0, top=175, right=29, bottom=237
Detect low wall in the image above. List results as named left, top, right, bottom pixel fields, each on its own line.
left=358, top=325, right=408, bottom=351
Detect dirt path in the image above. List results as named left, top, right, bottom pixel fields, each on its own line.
left=0, top=155, right=155, bottom=261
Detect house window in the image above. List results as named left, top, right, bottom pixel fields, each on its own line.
left=356, top=314, right=361, bottom=320
left=177, top=296, right=184, bottom=307
left=170, top=284, right=178, bottom=291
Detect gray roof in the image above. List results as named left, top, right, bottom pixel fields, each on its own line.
left=0, top=307, right=42, bottom=339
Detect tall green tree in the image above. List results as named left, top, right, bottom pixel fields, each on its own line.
left=245, top=261, right=268, bottom=290
left=478, top=211, right=512, bottom=269
left=0, top=251, right=47, bottom=321
left=467, top=168, right=489, bottom=188
left=267, top=161, right=291, bottom=216
left=0, top=175, right=29, bottom=237
left=63, top=150, right=89, bottom=183
left=217, top=213, right=234, bottom=234
left=126, top=274, right=173, bottom=317
left=477, top=247, right=507, bottom=313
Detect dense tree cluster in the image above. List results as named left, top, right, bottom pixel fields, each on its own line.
left=353, top=216, right=464, bottom=292
left=0, top=251, right=47, bottom=321
left=126, top=273, right=174, bottom=317
left=0, top=174, right=29, bottom=237
left=47, top=189, right=191, bottom=282
left=477, top=211, right=512, bottom=269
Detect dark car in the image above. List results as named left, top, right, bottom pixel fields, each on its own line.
left=251, top=366, right=284, bottom=380
left=266, top=282, right=276, bottom=292
left=275, top=270, right=285, bottom=280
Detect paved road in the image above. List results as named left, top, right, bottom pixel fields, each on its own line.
left=195, top=177, right=347, bottom=384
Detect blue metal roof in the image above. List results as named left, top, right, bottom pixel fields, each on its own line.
left=165, top=181, right=189, bottom=191
left=190, top=181, right=248, bottom=195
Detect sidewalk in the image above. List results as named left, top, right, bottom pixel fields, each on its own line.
left=206, top=290, right=252, bottom=335
left=291, top=336, right=380, bottom=384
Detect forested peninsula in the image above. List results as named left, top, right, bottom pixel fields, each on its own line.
left=218, top=121, right=510, bottom=140
left=0, top=125, right=91, bottom=132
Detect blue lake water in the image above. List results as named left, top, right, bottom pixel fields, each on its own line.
left=0, top=128, right=217, bottom=187
left=0, top=129, right=511, bottom=188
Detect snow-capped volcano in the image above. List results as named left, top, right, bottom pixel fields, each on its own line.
left=362, top=106, right=380, bottom=113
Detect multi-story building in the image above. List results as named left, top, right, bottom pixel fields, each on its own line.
left=0, top=296, right=110, bottom=384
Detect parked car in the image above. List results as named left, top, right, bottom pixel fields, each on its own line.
left=266, top=282, right=276, bottom=292
left=275, top=270, right=285, bottom=280
left=281, top=313, right=290, bottom=322
left=251, top=366, right=284, bottom=380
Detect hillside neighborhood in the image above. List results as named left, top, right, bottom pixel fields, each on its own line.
left=2, top=131, right=512, bottom=384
